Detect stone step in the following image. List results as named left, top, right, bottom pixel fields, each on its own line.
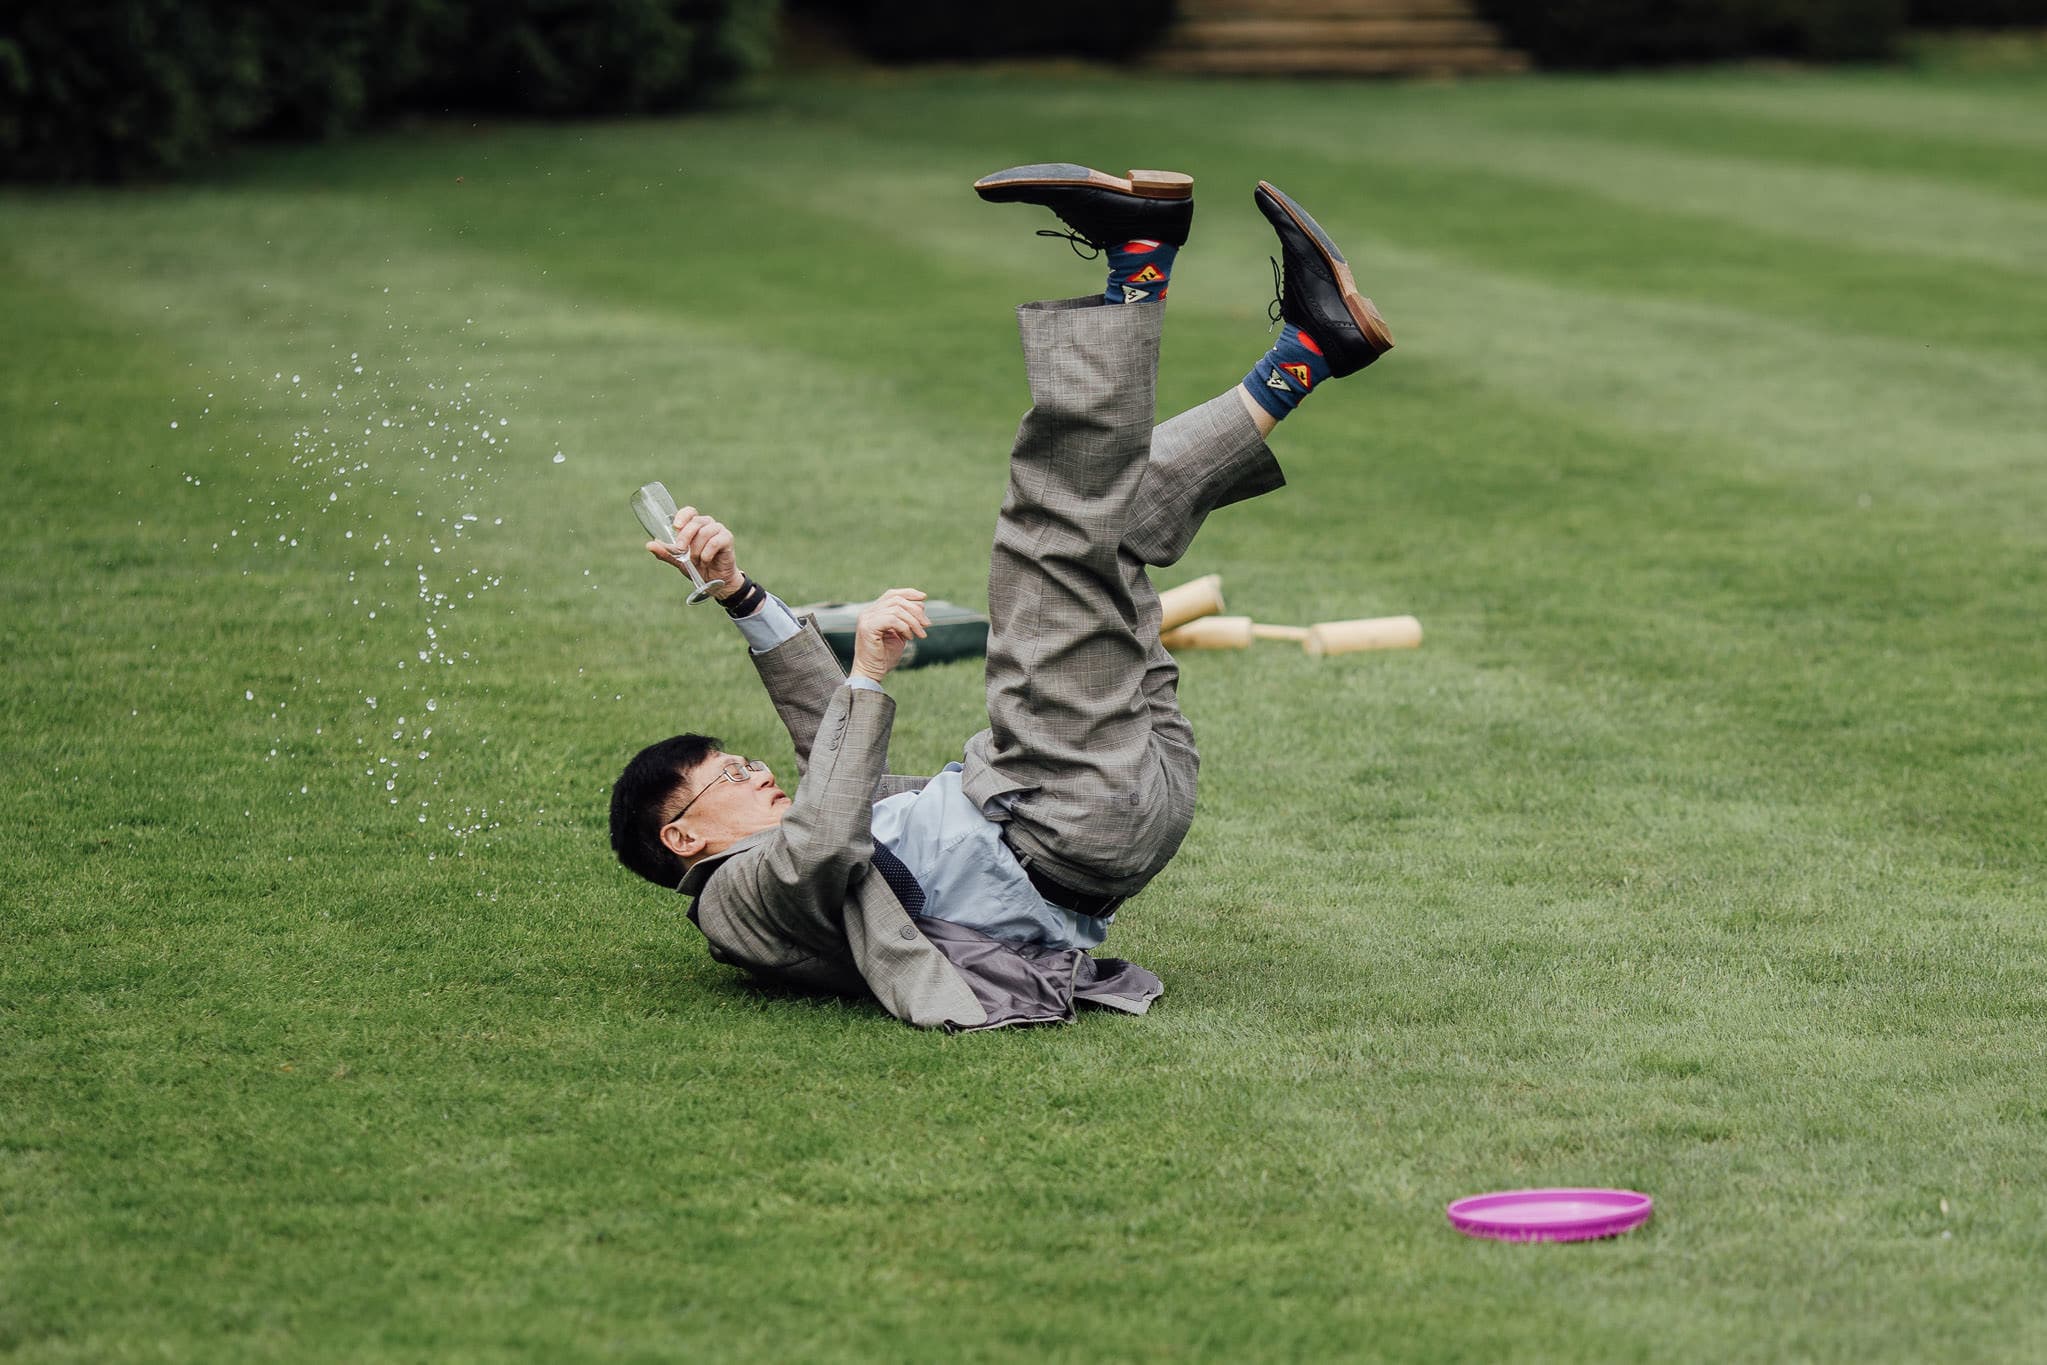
left=1153, top=0, right=1528, bottom=78
left=1152, top=44, right=1530, bottom=75
left=1176, top=0, right=1486, bottom=17
left=1159, top=17, right=1507, bottom=50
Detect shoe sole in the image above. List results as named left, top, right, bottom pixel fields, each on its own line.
left=974, top=164, right=1193, bottom=201
left=1257, top=180, right=1394, bottom=354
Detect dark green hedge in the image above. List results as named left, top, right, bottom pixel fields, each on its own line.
left=1907, top=0, right=2047, bottom=22
left=794, top=0, right=1175, bottom=63
left=1473, top=0, right=1906, bottom=67
left=0, top=0, right=779, bottom=183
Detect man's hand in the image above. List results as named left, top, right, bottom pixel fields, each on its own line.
left=849, top=589, right=929, bottom=684
left=646, top=505, right=744, bottom=600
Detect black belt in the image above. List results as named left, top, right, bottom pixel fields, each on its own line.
left=1004, top=835, right=1127, bottom=919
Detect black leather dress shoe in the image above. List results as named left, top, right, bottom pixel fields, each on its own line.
left=1255, top=181, right=1393, bottom=377
left=974, top=163, right=1195, bottom=249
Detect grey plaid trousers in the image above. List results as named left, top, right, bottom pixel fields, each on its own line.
left=960, top=296, right=1286, bottom=899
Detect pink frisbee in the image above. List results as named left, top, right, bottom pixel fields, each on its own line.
left=1446, top=1188, right=1653, bottom=1243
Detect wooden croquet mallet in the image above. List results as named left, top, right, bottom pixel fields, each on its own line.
left=1160, top=618, right=1316, bottom=650
left=1160, top=615, right=1251, bottom=650
left=1303, top=615, right=1423, bottom=654
left=1158, top=573, right=1225, bottom=632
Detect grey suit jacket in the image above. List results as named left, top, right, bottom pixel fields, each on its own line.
left=677, top=617, right=1163, bottom=1031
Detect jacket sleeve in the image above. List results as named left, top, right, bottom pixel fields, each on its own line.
left=748, top=614, right=928, bottom=794
left=747, top=615, right=844, bottom=774
left=703, top=682, right=895, bottom=957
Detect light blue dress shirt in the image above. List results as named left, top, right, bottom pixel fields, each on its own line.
left=732, top=588, right=1111, bottom=950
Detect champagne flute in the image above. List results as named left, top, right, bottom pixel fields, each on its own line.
left=630, top=481, right=725, bottom=605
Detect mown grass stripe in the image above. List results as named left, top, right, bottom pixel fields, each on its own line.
left=644, top=81, right=2047, bottom=361
left=1598, top=71, right=2047, bottom=150
left=576, top=143, right=2047, bottom=510
left=1315, top=122, right=2047, bottom=276
left=1424, top=91, right=2047, bottom=204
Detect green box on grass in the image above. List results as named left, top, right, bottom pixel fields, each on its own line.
left=793, top=600, right=989, bottom=671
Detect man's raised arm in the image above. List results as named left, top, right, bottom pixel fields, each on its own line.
left=691, top=594, right=928, bottom=959
left=647, top=507, right=928, bottom=778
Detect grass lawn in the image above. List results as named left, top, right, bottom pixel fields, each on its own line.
left=5, top=59, right=2046, bottom=1362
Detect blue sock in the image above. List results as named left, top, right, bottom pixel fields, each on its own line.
left=1104, top=238, right=1177, bottom=305
left=1243, top=323, right=1331, bottom=420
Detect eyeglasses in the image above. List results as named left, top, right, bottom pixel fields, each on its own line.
left=665, top=757, right=769, bottom=827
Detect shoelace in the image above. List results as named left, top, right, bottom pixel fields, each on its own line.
left=1267, top=256, right=1287, bottom=330
left=1035, top=226, right=1105, bottom=260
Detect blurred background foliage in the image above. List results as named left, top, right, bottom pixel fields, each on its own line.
left=1475, top=0, right=2047, bottom=67
left=1909, top=0, right=2047, bottom=19
left=1473, top=0, right=1907, bottom=67
left=3, top=0, right=2046, bottom=182
left=0, top=0, right=780, bottom=182
left=792, top=0, right=1176, bottom=62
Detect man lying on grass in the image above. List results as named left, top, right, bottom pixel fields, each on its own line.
left=609, top=164, right=1393, bottom=1030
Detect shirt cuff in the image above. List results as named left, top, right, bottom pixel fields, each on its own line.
left=732, top=591, right=803, bottom=655
left=845, top=674, right=885, bottom=694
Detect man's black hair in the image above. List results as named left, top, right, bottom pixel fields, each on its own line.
left=610, top=732, right=721, bottom=889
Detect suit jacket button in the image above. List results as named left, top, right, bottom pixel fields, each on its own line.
left=899, top=925, right=916, bottom=940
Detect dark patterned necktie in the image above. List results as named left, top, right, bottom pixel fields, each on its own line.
left=868, top=842, right=927, bottom=915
